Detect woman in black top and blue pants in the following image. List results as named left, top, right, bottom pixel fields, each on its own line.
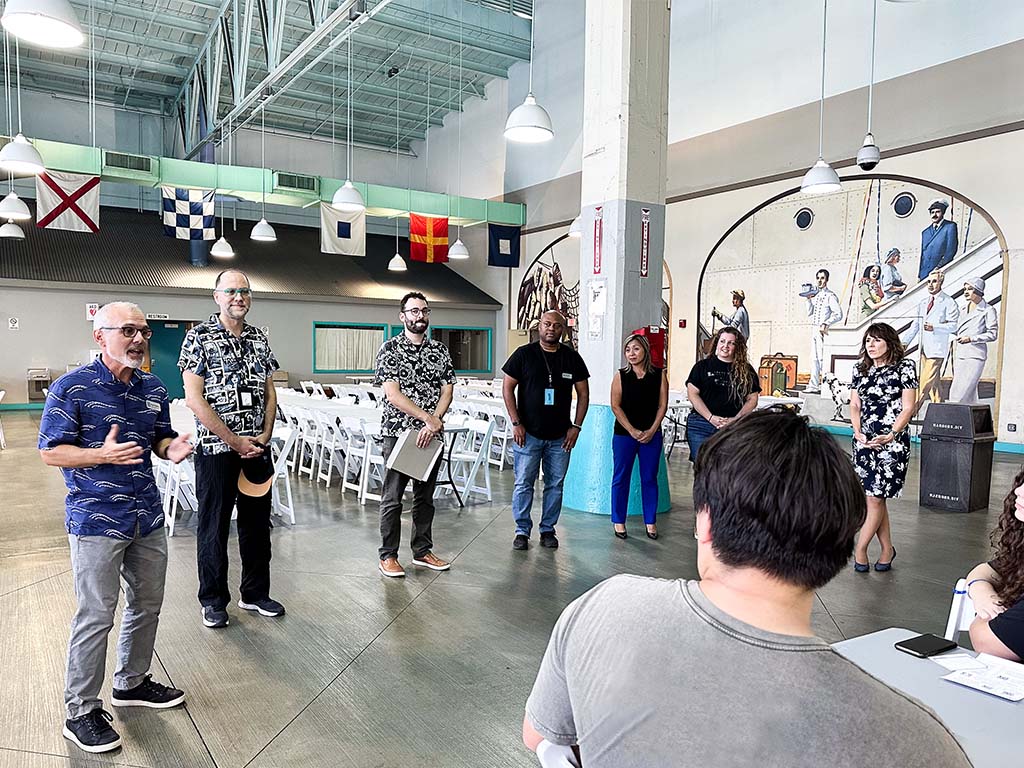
left=610, top=334, right=669, bottom=539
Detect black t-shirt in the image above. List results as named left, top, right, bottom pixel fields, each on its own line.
left=502, top=342, right=590, bottom=440
left=685, top=356, right=761, bottom=418
left=614, top=367, right=663, bottom=435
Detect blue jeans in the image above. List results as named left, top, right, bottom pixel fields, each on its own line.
left=512, top=434, right=572, bottom=536
left=686, top=411, right=717, bottom=464
left=611, top=431, right=662, bottom=525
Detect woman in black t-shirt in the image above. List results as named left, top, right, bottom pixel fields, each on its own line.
left=684, top=327, right=760, bottom=463
left=610, top=334, right=669, bottom=539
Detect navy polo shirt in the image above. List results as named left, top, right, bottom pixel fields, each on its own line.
left=38, top=358, right=177, bottom=539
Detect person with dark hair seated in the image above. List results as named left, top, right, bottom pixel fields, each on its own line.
left=521, top=409, right=970, bottom=767
left=966, top=469, right=1024, bottom=662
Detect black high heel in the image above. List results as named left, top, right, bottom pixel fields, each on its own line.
left=874, top=546, right=896, bottom=572
left=613, top=527, right=628, bottom=540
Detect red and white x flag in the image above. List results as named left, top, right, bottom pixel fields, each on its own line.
left=35, top=170, right=100, bottom=232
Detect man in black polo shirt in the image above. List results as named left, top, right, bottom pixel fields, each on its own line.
left=502, top=311, right=590, bottom=550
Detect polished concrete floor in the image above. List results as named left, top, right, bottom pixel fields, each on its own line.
left=0, top=410, right=1017, bottom=767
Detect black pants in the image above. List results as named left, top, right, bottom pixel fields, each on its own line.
left=195, top=450, right=272, bottom=609
left=379, top=436, right=442, bottom=561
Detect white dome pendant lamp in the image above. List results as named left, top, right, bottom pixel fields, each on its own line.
left=0, top=189, right=30, bottom=220
left=801, top=0, right=842, bottom=195
left=332, top=36, right=366, bottom=213
left=856, top=0, right=881, bottom=171
left=387, top=68, right=407, bottom=273
left=1, top=0, right=85, bottom=50
left=504, top=5, right=552, bottom=143
left=211, top=138, right=234, bottom=258
left=0, top=38, right=43, bottom=175
left=448, top=12, right=469, bottom=260
left=567, top=214, right=582, bottom=239
left=0, top=218, right=25, bottom=238
left=250, top=102, right=276, bottom=242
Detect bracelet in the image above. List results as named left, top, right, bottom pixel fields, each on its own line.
left=967, top=578, right=992, bottom=598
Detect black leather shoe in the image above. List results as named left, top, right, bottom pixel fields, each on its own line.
left=646, top=530, right=659, bottom=540
left=614, top=528, right=627, bottom=540
left=540, top=532, right=559, bottom=549
left=512, top=534, right=528, bottom=551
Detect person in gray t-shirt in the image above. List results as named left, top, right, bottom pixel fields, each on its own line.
left=523, top=409, right=971, bottom=768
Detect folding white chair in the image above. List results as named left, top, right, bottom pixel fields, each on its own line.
left=944, top=578, right=976, bottom=642
left=159, top=457, right=198, bottom=536
left=480, top=403, right=513, bottom=470
left=358, top=420, right=388, bottom=505
left=299, top=380, right=315, bottom=395
left=311, top=381, right=328, bottom=399
left=340, top=417, right=367, bottom=497
left=0, top=389, right=6, bottom=450
left=437, top=418, right=494, bottom=503
left=277, top=404, right=304, bottom=472
left=315, top=412, right=347, bottom=488
left=295, top=407, right=323, bottom=481
left=271, top=426, right=299, bottom=524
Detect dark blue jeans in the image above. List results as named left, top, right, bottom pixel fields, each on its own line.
left=611, top=431, right=662, bottom=525
left=685, top=412, right=717, bottom=464
left=512, top=434, right=571, bottom=536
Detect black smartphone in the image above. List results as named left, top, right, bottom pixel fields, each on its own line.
left=894, top=633, right=958, bottom=658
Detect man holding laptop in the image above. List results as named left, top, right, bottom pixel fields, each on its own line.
left=373, top=292, right=457, bottom=578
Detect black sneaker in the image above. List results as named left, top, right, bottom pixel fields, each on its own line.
left=111, top=674, right=185, bottom=709
left=512, top=534, right=529, bottom=551
left=63, top=709, right=121, bottom=753
left=238, top=597, right=286, bottom=617
left=202, top=605, right=229, bottom=628
left=540, top=532, right=559, bottom=549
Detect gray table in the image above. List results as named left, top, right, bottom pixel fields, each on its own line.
left=833, top=627, right=1019, bottom=767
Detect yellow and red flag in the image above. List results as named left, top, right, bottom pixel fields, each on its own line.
left=409, top=213, right=449, bottom=263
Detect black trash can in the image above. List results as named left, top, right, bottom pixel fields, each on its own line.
left=919, top=403, right=995, bottom=512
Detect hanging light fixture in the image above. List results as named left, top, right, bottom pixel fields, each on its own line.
left=801, top=0, right=841, bottom=195
left=856, top=0, right=881, bottom=171
left=1, top=0, right=84, bottom=50
left=0, top=218, right=24, bottom=238
left=504, top=4, right=552, bottom=143
left=567, top=214, right=582, bottom=239
left=333, top=35, right=366, bottom=212
left=388, top=66, right=407, bottom=273
left=448, top=9, right=469, bottom=260
left=0, top=190, right=29, bottom=220
left=210, top=132, right=235, bottom=257
left=250, top=100, right=276, bottom=242
left=0, top=38, right=42, bottom=175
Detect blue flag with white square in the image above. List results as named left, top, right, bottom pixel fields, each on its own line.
left=161, top=187, right=215, bottom=240
left=320, top=202, right=366, bottom=256
left=488, top=223, right=521, bottom=267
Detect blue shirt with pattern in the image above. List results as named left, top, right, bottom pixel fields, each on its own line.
left=38, top=358, right=177, bottom=539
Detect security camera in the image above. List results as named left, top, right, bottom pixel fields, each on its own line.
left=856, top=132, right=881, bottom=171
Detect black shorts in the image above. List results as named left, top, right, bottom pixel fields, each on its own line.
left=989, top=596, right=1024, bottom=660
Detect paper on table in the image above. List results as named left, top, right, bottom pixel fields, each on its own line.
left=930, top=652, right=986, bottom=672
left=942, top=653, right=1024, bottom=701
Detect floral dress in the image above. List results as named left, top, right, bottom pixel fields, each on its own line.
left=851, top=358, right=919, bottom=498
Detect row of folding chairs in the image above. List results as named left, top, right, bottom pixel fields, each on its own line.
left=449, top=399, right=514, bottom=471
left=294, top=381, right=384, bottom=405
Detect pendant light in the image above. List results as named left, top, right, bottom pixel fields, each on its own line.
left=800, top=0, right=841, bottom=195
left=211, top=134, right=234, bottom=258
left=448, top=10, right=469, bottom=260
left=856, top=0, right=881, bottom=171
left=0, top=218, right=24, bottom=238
left=388, top=67, right=406, bottom=272
left=0, top=190, right=29, bottom=220
left=567, top=214, right=582, bottom=239
left=0, top=37, right=42, bottom=175
left=250, top=101, right=276, bottom=242
left=504, top=5, right=552, bottom=143
left=332, top=35, right=365, bottom=212
left=1, top=0, right=84, bottom=50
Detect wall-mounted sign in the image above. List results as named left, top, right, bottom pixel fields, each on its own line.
left=145, top=313, right=170, bottom=320
left=8, top=317, right=19, bottom=331
left=639, top=208, right=651, bottom=278
left=86, top=303, right=99, bottom=321
left=593, top=206, right=603, bottom=275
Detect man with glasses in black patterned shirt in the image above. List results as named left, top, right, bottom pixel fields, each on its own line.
left=178, top=269, right=282, bottom=629
left=374, top=291, right=457, bottom=578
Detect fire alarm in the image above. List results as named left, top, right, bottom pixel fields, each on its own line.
left=678, top=319, right=687, bottom=329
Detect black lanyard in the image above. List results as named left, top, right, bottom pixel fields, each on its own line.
left=537, top=343, right=562, bottom=387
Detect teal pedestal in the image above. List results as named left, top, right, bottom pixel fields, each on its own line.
left=563, top=404, right=671, bottom=515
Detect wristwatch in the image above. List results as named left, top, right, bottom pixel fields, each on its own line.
left=511, top=420, right=520, bottom=427
left=571, top=423, right=583, bottom=429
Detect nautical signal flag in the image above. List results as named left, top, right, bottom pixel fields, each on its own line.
left=36, top=171, right=100, bottom=232
left=161, top=187, right=215, bottom=240
left=319, top=202, right=366, bottom=256
left=487, top=223, right=521, bottom=268
left=409, top=213, right=448, bottom=263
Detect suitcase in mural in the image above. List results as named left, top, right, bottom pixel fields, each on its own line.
left=759, top=353, right=798, bottom=390
left=759, top=362, right=788, bottom=396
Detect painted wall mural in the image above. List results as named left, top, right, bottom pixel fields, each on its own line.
left=698, top=177, right=1006, bottom=426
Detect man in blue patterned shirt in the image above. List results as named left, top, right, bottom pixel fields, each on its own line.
left=39, top=301, right=193, bottom=754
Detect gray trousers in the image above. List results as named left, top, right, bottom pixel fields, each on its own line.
left=66, top=527, right=168, bottom=719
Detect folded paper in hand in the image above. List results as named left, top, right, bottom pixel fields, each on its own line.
left=385, top=428, right=443, bottom=481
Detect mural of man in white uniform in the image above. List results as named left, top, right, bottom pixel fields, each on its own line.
left=802, top=269, right=843, bottom=394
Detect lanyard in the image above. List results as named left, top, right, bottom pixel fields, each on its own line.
left=537, top=343, right=562, bottom=387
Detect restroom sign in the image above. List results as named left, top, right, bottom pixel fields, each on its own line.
left=639, top=208, right=651, bottom=278
left=86, top=303, right=99, bottom=321
left=593, top=206, right=603, bottom=275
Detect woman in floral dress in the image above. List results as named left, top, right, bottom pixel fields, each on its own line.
left=849, top=323, right=919, bottom=573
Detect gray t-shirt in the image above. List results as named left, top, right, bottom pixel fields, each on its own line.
left=526, top=575, right=971, bottom=768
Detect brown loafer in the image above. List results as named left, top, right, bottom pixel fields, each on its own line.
left=378, top=557, right=406, bottom=578
left=412, top=552, right=451, bottom=571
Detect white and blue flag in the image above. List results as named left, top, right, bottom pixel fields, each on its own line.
left=161, top=187, right=216, bottom=240
left=320, top=202, right=366, bottom=256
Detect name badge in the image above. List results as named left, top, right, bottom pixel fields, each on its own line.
left=561, top=372, right=573, bottom=379
left=145, top=400, right=161, bottom=412
left=239, top=388, right=254, bottom=408
left=544, top=388, right=555, bottom=405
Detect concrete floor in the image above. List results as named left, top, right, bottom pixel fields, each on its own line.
left=0, top=410, right=1016, bottom=767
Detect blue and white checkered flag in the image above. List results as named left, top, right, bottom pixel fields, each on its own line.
left=161, top=187, right=216, bottom=240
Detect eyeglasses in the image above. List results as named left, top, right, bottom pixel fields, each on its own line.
left=216, top=288, right=253, bottom=297
left=101, top=325, right=153, bottom=340
left=403, top=307, right=431, bottom=317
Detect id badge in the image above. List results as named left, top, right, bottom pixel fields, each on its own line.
left=544, top=388, right=555, bottom=405
left=238, top=386, right=254, bottom=409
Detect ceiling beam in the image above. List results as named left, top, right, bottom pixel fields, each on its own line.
left=81, top=0, right=212, bottom=36
left=371, top=8, right=529, bottom=61
left=20, top=59, right=180, bottom=98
